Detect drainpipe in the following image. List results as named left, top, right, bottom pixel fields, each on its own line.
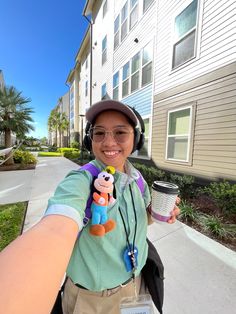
left=83, top=14, right=93, bottom=107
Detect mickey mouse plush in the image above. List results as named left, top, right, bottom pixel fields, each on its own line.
left=90, top=166, right=116, bottom=236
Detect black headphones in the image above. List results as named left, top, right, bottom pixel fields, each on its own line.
left=83, top=106, right=145, bottom=153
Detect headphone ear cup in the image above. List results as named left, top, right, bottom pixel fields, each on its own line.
left=83, top=122, right=92, bottom=152
left=136, top=133, right=145, bottom=151
left=132, top=128, right=141, bottom=153
left=83, top=134, right=92, bottom=152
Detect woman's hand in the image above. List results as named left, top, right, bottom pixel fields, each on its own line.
left=167, top=196, right=181, bottom=224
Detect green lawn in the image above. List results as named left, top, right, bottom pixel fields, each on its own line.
left=38, top=152, right=63, bottom=157
left=0, top=202, right=27, bottom=251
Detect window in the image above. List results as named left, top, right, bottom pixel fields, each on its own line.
left=130, top=0, right=138, bottom=30
left=166, top=106, right=192, bottom=162
left=114, top=15, right=120, bottom=50
left=121, top=2, right=128, bottom=42
left=142, top=42, right=153, bottom=86
left=122, top=62, right=130, bottom=97
left=113, top=72, right=119, bottom=100
left=85, top=81, right=88, bottom=97
left=143, top=0, right=154, bottom=13
left=131, top=52, right=140, bottom=92
left=121, top=41, right=153, bottom=97
left=103, top=0, right=108, bottom=18
left=102, top=35, right=107, bottom=65
left=101, top=83, right=107, bottom=99
left=172, top=0, right=198, bottom=69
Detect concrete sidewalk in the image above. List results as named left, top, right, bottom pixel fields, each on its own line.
left=0, top=156, right=235, bottom=314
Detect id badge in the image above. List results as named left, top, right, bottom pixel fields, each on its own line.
left=120, top=294, right=154, bottom=314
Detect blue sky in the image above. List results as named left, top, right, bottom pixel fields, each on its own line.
left=0, top=0, right=88, bottom=139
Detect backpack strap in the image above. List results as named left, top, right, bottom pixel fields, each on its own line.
left=136, top=170, right=145, bottom=196
left=79, top=163, right=100, bottom=226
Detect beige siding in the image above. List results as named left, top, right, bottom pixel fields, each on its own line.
left=154, top=0, right=236, bottom=94
left=152, top=63, right=236, bottom=181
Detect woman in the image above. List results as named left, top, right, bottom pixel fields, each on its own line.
left=0, top=100, right=179, bottom=314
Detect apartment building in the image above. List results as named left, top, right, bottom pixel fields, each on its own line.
left=152, top=0, right=236, bottom=181
left=83, top=0, right=156, bottom=159
left=65, top=0, right=236, bottom=181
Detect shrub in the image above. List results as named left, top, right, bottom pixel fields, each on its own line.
left=70, top=141, right=80, bottom=149
left=179, top=200, right=199, bottom=223
left=13, top=150, right=37, bottom=165
left=199, top=180, right=236, bottom=214
left=48, top=146, right=58, bottom=152
left=132, top=163, right=166, bottom=188
left=63, top=150, right=80, bottom=159
left=167, top=173, right=195, bottom=199
left=57, top=148, right=80, bottom=160
left=199, top=214, right=231, bottom=239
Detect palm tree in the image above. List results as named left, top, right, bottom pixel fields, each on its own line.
left=58, top=112, right=69, bottom=147
left=48, top=109, right=60, bottom=146
left=0, top=86, right=34, bottom=165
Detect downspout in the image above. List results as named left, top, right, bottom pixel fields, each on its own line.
left=82, top=14, right=93, bottom=107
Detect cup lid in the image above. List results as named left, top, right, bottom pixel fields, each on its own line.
left=152, top=181, right=179, bottom=194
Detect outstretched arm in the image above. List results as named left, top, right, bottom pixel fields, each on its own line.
left=0, top=215, right=78, bottom=314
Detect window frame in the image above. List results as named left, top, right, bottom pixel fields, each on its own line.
left=129, top=0, right=138, bottom=31
left=172, top=0, right=198, bottom=70
left=101, top=83, right=107, bottom=99
left=121, top=1, right=128, bottom=42
left=113, top=71, right=119, bottom=100
left=102, top=35, right=107, bottom=65
left=85, top=81, right=88, bottom=97
left=122, top=61, right=130, bottom=98
left=114, top=14, right=120, bottom=50
left=103, top=0, right=108, bottom=18
left=143, top=0, right=154, bottom=14
left=165, top=104, right=195, bottom=164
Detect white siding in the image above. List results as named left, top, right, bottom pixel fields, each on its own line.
left=91, top=0, right=115, bottom=102
left=154, top=0, right=236, bottom=94
left=113, top=0, right=157, bottom=72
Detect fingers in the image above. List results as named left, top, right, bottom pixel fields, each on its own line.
left=168, top=205, right=181, bottom=224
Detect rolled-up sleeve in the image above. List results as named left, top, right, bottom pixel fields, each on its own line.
left=44, top=170, right=92, bottom=230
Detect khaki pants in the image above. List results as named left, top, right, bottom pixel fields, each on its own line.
left=62, top=276, right=142, bottom=314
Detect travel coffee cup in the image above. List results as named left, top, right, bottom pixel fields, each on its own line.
left=151, top=181, right=179, bottom=223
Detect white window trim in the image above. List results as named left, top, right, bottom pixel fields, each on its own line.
left=103, top=0, right=108, bottom=18
left=113, top=71, right=119, bottom=100
left=165, top=105, right=193, bottom=163
left=101, top=82, right=107, bottom=99
left=129, top=0, right=139, bottom=31
left=121, top=41, right=153, bottom=97
left=121, top=1, right=129, bottom=43
left=170, top=0, right=201, bottom=72
left=102, top=35, right=107, bottom=65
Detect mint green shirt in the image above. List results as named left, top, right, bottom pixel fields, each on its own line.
left=45, top=159, right=151, bottom=291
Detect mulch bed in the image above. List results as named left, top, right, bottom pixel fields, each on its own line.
left=183, top=195, right=236, bottom=252
left=0, top=164, right=36, bottom=171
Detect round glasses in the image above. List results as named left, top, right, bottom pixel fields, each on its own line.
left=89, top=127, right=133, bottom=143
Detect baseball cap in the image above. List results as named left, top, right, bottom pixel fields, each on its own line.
left=85, top=100, right=139, bottom=126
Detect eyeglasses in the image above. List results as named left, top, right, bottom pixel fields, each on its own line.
left=89, top=127, right=133, bottom=143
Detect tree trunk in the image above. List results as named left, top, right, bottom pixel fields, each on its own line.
left=4, top=129, right=14, bottom=165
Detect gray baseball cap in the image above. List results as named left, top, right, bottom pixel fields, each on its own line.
left=85, top=100, right=138, bottom=126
